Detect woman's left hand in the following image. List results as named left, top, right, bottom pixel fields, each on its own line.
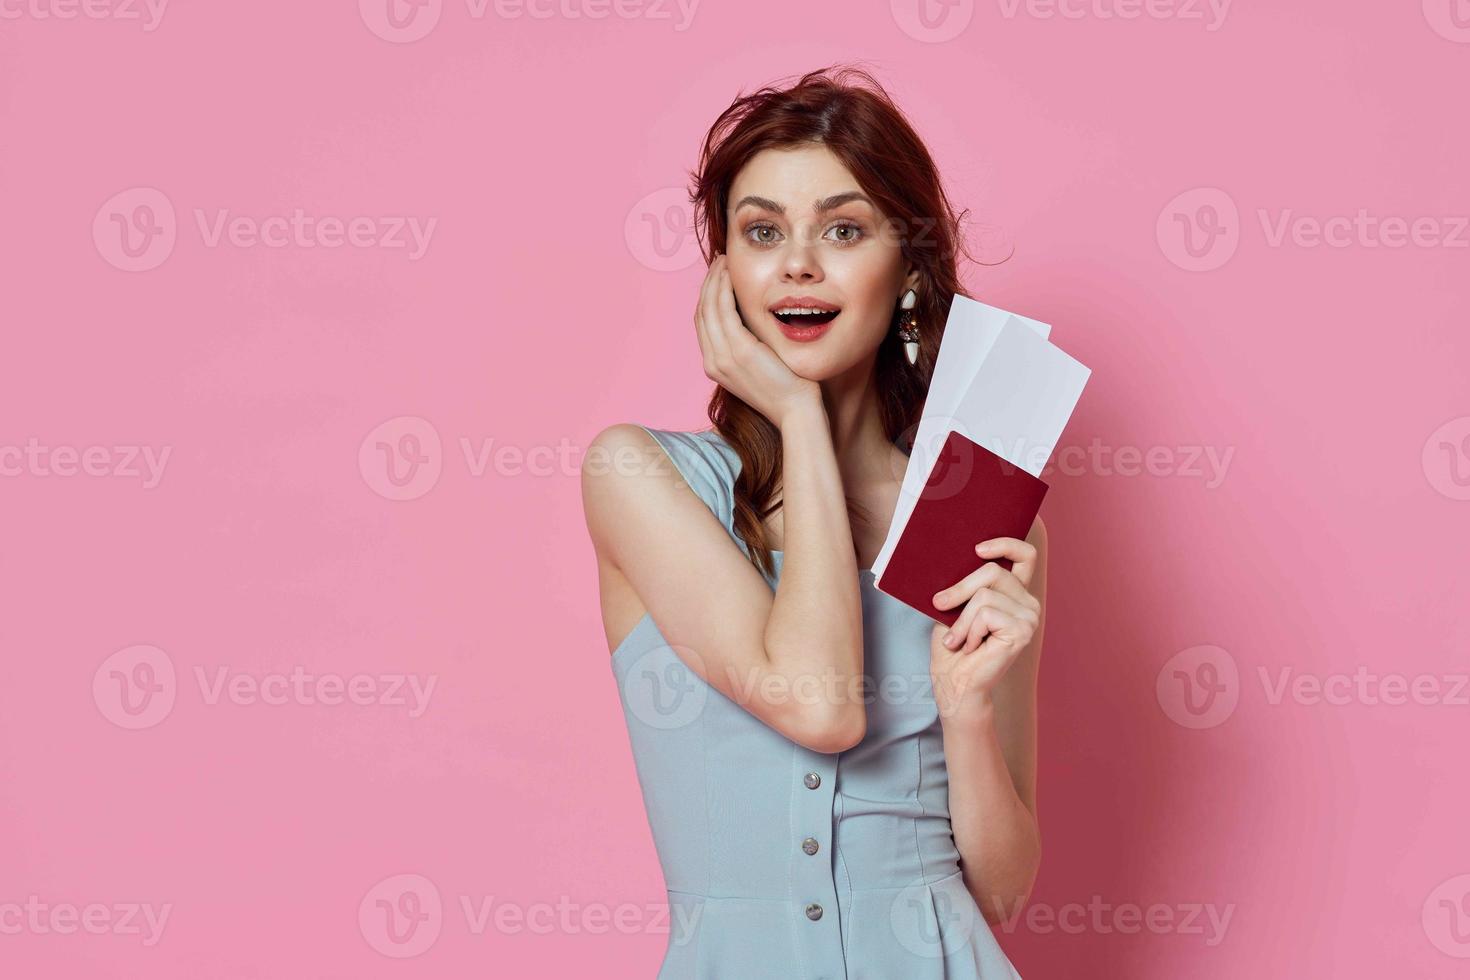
left=928, top=536, right=1042, bottom=721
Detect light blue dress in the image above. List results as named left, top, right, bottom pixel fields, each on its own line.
left=609, top=425, right=1025, bottom=980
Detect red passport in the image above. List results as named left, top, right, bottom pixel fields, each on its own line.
left=874, top=429, right=1049, bottom=628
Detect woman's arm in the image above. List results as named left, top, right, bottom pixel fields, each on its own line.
left=582, top=402, right=867, bottom=752
left=935, top=516, right=1047, bottom=926
left=762, top=396, right=867, bottom=746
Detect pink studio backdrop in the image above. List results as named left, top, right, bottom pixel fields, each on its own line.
left=1, top=3, right=1466, bottom=978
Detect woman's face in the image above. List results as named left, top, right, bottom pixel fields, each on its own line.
left=724, top=144, right=918, bottom=381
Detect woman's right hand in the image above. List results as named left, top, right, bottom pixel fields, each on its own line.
left=695, top=252, right=820, bottom=428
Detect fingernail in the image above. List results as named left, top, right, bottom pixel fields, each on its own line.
left=943, top=632, right=957, bottom=648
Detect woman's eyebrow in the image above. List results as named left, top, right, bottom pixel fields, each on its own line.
left=732, top=191, right=872, bottom=216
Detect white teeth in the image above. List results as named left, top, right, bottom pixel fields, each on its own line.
left=774, top=307, right=837, bottom=315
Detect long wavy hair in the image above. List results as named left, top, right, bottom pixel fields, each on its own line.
left=687, top=63, right=992, bottom=580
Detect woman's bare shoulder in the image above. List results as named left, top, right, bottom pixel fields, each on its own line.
left=581, top=423, right=661, bottom=523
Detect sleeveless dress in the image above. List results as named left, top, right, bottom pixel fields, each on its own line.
left=608, top=425, right=1024, bottom=980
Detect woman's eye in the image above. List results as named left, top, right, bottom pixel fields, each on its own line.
left=747, top=223, right=780, bottom=245
left=744, top=221, right=864, bottom=247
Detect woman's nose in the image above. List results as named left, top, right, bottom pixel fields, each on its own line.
left=781, top=238, right=824, bottom=281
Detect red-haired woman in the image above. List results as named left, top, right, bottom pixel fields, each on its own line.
left=583, top=64, right=1043, bottom=979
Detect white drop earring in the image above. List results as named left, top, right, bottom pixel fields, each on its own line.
left=897, top=288, right=920, bottom=365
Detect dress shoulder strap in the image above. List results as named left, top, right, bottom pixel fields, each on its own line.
left=637, top=424, right=744, bottom=546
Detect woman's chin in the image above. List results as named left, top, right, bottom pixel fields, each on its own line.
left=776, top=352, right=843, bottom=383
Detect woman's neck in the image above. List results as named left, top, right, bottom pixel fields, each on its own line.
left=819, top=365, right=901, bottom=492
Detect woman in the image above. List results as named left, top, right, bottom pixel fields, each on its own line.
left=582, top=64, right=1045, bottom=979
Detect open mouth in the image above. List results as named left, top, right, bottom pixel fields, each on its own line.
left=772, top=309, right=840, bottom=327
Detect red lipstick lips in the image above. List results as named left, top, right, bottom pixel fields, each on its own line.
left=770, top=296, right=841, bottom=341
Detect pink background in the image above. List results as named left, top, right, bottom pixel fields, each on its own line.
left=2, top=2, right=1468, bottom=977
